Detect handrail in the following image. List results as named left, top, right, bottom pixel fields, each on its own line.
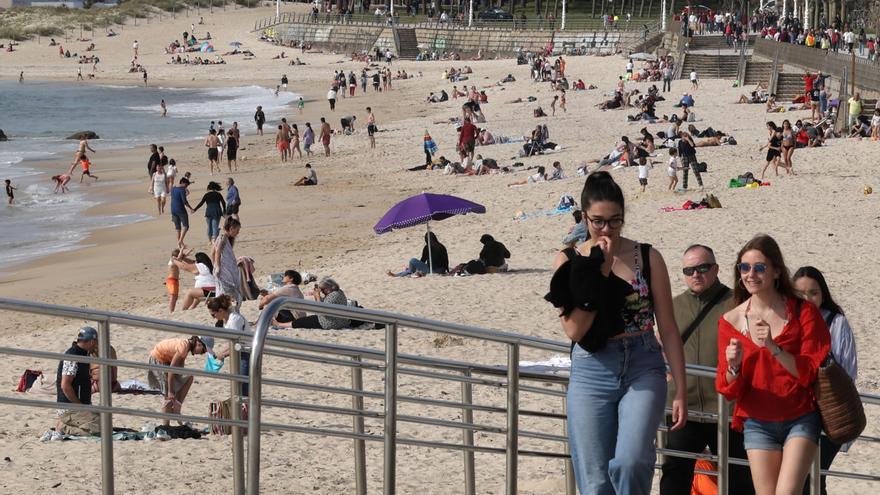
left=1, top=296, right=879, bottom=495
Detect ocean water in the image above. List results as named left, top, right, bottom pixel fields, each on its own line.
left=0, top=81, right=299, bottom=270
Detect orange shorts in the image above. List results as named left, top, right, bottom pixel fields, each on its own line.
left=165, top=277, right=179, bottom=296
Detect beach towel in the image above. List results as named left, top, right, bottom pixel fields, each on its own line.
left=117, top=379, right=162, bottom=395
left=237, top=257, right=259, bottom=301
left=514, top=206, right=574, bottom=221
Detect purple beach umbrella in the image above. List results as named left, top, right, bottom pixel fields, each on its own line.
left=374, top=193, right=486, bottom=273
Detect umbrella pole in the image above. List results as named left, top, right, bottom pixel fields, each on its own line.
left=426, top=223, right=433, bottom=275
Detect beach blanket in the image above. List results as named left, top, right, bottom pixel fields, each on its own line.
left=514, top=206, right=574, bottom=221
left=117, top=379, right=161, bottom=395
left=728, top=178, right=770, bottom=188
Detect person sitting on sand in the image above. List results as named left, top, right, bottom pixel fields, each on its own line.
left=147, top=335, right=211, bottom=425
left=280, top=277, right=352, bottom=329
left=293, top=163, right=318, bottom=186
left=387, top=232, right=449, bottom=277
left=259, top=269, right=306, bottom=325
left=449, top=234, right=511, bottom=275
left=508, top=166, right=547, bottom=186
left=175, top=252, right=217, bottom=310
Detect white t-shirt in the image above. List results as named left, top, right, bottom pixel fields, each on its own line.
left=638, top=164, right=651, bottom=179
left=690, top=71, right=698, bottom=81
left=872, top=115, right=880, bottom=127
left=225, top=311, right=250, bottom=333
left=327, top=89, right=336, bottom=100
left=527, top=173, right=545, bottom=183
left=626, top=62, right=633, bottom=72
left=667, top=157, right=679, bottom=177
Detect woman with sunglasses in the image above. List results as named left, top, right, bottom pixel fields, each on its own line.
left=549, top=171, right=688, bottom=494
left=716, top=235, right=831, bottom=495
left=793, top=266, right=857, bottom=495
left=206, top=295, right=251, bottom=396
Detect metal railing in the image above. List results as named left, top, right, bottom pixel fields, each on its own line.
left=254, top=11, right=661, bottom=33
left=1, top=296, right=879, bottom=495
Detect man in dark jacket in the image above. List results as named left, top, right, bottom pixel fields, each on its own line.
left=54, top=327, right=99, bottom=438
left=660, top=245, right=754, bottom=494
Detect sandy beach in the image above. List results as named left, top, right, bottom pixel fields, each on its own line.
left=1, top=4, right=879, bottom=494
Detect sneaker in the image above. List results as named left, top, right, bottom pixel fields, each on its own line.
left=674, top=187, right=688, bottom=193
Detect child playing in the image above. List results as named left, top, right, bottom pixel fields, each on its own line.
left=166, top=248, right=193, bottom=313
left=5, top=179, right=16, bottom=205
left=298, top=96, right=305, bottom=113
left=76, top=154, right=98, bottom=183
left=638, top=157, right=652, bottom=192
left=667, top=148, right=681, bottom=190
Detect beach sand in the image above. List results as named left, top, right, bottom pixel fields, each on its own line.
left=0, top=4, right=878, bottom=494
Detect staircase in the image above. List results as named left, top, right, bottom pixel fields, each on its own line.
left=743, top=61, right=773, bottom=87
left=685, top=34, right=755, bottom=52
left=678, top=54, right=740, bottom=80
left=394, top=27, right=420, bottom=59
left=774, top=73, right=805, bottom=100
left=860, top=99, right=877, bottom=119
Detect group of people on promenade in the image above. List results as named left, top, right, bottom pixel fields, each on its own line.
left=550, top=172, right=857, bottom=495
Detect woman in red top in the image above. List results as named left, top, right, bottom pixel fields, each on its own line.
left=716, top=234, right=830, bottom=495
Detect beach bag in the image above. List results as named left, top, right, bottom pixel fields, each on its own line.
left=15, top=369, right=43, bottom=392
left=815, top=354, right=865, bottom=444
left=695, top=162, right=708, bottom=173
left=210, top=398, right=249, bottom=435
left=557, top=195, right=577, bottom=210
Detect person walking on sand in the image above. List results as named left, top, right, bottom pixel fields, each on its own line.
left=366, top=107, right=377, bottom=149
left=303, top=122, right=315, bottom=157
left=132, top=40, right=139, bottom=58
left=205, top=129, right=220, bottom=175
left=160, top=99, right=167, bottom=117
left=551, top=95, right=559, bottom=116
left=170, top=178, right=194, bottom=248
left=143, top=70, right=148, bottom=87
left=690, top=70, right=698, bottom=90
left=226, top=177, right=241, bottom=221
left=254, top=106, right=266, bottom=136
left=320, top=117, right=331, bottom=156
left=150, top=163, right=168, bottom=215
left=5, top=179, right=17, bottom=205
left=327, top=86, right=337, bottom=111
left=77, top=67, right=83, bottom=81
left=297, top=96, right=305, bottom=114
left=76, top=136, right=96, bottom=163
left=212, top=217, right=242, bottom=310
left=76, top=154, right=98, bottom=183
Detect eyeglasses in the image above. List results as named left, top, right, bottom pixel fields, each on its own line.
left=682, top=263, right=715, bottom=276
left=586, top=216, right=624, bottom=229
left=737, top=262, right=768, bottom=274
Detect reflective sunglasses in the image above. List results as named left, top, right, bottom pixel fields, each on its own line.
left=737, top=262, right=767, bottom=274
left=682, top=263, right=715, bottom=277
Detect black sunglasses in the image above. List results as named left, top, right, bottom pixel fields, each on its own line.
left=682, top=263, right=715, bottom=277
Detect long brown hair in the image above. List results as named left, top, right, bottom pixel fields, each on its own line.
left=733, top=234, right=798, bottom=304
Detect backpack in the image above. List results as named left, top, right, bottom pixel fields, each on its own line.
left=557, top=195, right=577, bottom=210
left=15, top=369, right=43, bottom=392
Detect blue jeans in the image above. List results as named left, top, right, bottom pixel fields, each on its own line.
left=567, top=332, right=667, bottom=495
left=819, top=93, right=827, bottom=114
left=394, top=258, right=431, bottom=276
left=206, top=215, right=221, bottom=240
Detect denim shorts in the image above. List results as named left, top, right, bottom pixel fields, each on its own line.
left=743, top=411, right=821, bottom=451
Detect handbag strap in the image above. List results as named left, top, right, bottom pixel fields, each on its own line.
left=681, top=286, right=730, bottom=345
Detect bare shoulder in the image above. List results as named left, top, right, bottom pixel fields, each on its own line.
left=722, top=300, right=748, bottom=327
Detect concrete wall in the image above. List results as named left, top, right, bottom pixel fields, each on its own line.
left=273, top=21, right=642, bottom=57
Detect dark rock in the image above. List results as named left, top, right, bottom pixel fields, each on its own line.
left=66, top=131, right=99, bottom=140
left=0, top=129, right=7, bottom=141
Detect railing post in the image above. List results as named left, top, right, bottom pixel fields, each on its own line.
left=97, top=320, right=115, bottom=495
left=461, top=370, right=476, bottom=495
left=562, top=385, right=575, bottom=495
left=352, top=356, right=367, bottom=495
left=506, top=343, right=519, bottom=495
left=809, top=447, right=821, bottom=495
left=717, top=395, right=730, bottom=495
left=384, top=322, right=399, bottom=495
left=230, top=344, right=245, bottom=495
left=247, top=297, right=278, bottom=495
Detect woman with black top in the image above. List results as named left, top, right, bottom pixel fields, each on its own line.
left=386, top=231, right=449, bottom=276
left=760, top=121, right=783, bottom=180
left=226, top=132, right=238, bottom=172
left=547, top=172, right=687, bottom=494
left=192, top=181, right=226, bottom=243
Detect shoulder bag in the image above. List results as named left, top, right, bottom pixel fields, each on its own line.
left=813, top=311, right=866, bottom=445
